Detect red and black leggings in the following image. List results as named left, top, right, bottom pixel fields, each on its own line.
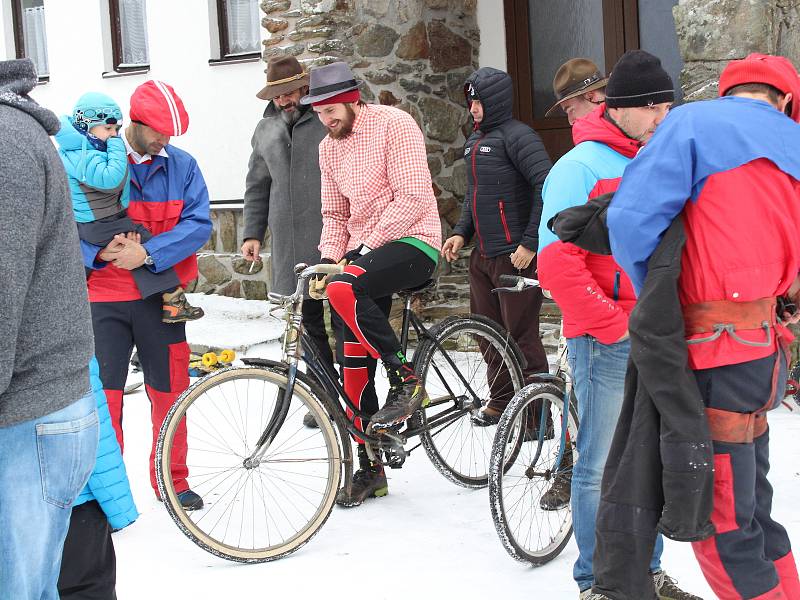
left=327, top=242, right=435, bottom=436
left=692, top=352, right=800, bottom=599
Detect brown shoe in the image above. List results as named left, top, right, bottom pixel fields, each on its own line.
left=162, top=289, right=204, bottom=323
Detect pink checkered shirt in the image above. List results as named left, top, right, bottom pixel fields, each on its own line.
left=318, top=104, right=442, bottom=261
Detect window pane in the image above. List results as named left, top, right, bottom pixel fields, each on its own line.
left=21, top=0, right=48, bottom=77
left=119, top=0, right=149, bottom=66
left=638, top=0, right=684, bottom=102
left=528, top=0, right=605, bottom=119
left=225, top=0, right=260, bottom=55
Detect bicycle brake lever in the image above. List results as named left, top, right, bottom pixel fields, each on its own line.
left=491, top=283, right=525, bottom=294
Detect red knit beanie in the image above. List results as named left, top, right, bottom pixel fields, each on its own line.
left=129, top=80, right=190, bottom=136
left=311, top=88, right=360, bottom=107
left=719, top=53, right=800, bottom=122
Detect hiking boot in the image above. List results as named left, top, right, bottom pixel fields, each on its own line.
left=162, top=289, right=204, bottom=323
left=335, top=446, right=388, bottom=508
left=177, top=489, right=204, bottom=511
left=540, top=472, right=571, bottom=510
left=540, top=450, right=573, bottom=510
left=302, top=410, right=319, bottom=429
left=369, top=363, right=429, bottom=430
left=579, top=591, right=612, bottom=600
left=653, top=570, right=703, bottom=600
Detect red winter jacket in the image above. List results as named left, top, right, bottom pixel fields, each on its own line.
left=537, top=106, right=640, bottom=343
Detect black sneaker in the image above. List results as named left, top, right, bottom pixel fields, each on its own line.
left=335, top=447, right=388, bottom=507
left=176, top=489, right=204, bottom=511
left=163, top=291, right=205, bottom=324
left=471, top=405, right=502, bottom=427
left=369, top=364, right=429, bottom=430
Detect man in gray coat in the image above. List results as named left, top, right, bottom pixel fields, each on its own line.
left=242, top=55, right=339, bottom=388
left=0, top=58, right=98, bottom=599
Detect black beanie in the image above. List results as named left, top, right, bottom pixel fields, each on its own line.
left=605, top=50, right=674, bottom=108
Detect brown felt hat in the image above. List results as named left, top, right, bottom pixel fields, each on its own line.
left=544, top=58, right=608, bottom=117
left=256, top=55, right=309, bottom=100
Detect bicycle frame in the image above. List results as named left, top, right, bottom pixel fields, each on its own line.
left=245, top=263, right=489, bottom=465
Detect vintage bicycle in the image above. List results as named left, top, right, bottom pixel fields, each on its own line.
left=155, top=262, right=526, bottom=562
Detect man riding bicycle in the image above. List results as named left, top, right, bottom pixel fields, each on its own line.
left=301, top=62, right=441, bottom=507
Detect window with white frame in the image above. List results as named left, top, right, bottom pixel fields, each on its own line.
left=11, top=0, right=49, bottom=78
left=217, top=0, right=261, bottom=59
left=109, top=0, right=150, bottom=71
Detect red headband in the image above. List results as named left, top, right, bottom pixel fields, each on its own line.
left=312, top=89, right=360, bottom=107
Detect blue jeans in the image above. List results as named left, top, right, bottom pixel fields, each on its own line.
left=567, top=336, right=663, bottom=592
left=0, top=392, right=98, bottom=600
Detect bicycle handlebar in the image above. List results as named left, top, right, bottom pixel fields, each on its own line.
left=495, top=274, right=541, bottom=291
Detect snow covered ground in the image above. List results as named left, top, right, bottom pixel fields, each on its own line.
left=113, top=296, right=800, bottom=599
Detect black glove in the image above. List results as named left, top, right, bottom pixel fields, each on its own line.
left=342, top=244, right=371, bottom=264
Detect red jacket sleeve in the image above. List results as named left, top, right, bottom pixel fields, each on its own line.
left=537, top=241, right=629, bottom=344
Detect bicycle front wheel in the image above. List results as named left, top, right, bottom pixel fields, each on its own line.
left=414, top=315, right=525, bottom=488
left=155, top=366, right=342, bottom=563
left=489, top=382, right=578, bottom=566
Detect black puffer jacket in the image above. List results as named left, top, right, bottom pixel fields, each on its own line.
left=453, top=67, right=552, bottom=258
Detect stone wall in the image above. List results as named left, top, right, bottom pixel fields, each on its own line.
left=674, top=0, right=800, bottom=101
left=188, top=208, right=275, bottom=300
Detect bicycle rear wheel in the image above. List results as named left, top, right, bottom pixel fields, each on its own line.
left=155, top=365, right=342, bottom=563
left=414, top=315, right=525, bottom=488
left=489, top=382, right=578, bottom=565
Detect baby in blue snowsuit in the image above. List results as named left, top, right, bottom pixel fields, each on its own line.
left=55, top=92, right=202, bottom=323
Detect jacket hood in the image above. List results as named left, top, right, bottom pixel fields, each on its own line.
left=572, top=103, right=641, bottom=158
left=0, top=59, right=59, bottom=135
left=54, top=115, right=85, bottom=150
left=465, top=67, right=514, bottom=132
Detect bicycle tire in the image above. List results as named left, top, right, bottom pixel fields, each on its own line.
left=489, top=382, right=578, bottom=566
left=414, top=315, right=525, bottom=488
left=155, top=365, right=342, bottom=563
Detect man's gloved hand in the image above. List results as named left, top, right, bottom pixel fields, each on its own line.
left=309, top=258, right=336, bottom=300
left=341, top=244, right=371, bottom=265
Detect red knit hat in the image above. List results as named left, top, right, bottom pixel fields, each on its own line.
left=129, top=80, right=190, bottom=136
left=719, top=53, right=800, bottom=122
left=311, top=88, right=360, bottom=107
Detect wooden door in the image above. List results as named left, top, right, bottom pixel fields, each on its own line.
left=504, top=0, right=640, bottom=161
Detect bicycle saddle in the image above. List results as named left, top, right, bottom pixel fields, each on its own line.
left=397, top=279, right=436, bottom=297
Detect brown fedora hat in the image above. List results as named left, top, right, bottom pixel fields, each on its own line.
left=256, top=55, right=309, bottom=100
left=544, top=58, right=608, bottom=117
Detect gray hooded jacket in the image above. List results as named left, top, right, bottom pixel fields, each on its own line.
left=243, top=103, right=327, bottom=295
left=0, top=59, right=94, bottom=426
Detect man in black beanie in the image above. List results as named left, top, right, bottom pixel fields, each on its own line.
left=537, top=50, right=701, bottom=599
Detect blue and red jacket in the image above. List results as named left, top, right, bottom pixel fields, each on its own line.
left=609, top=96, right=800, bottom=369
left=537, top=105, right=640, bottom=344
left=82, top=144, right=211, bottom=302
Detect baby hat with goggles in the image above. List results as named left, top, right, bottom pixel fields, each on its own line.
left=72, top=92, right=123, bottom=131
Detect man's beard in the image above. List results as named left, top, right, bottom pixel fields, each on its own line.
left=279, top=102, right=302, bottom=126
left=327, top=105, right=356, bottom=140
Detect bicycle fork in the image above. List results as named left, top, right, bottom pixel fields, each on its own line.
left=243, top=362, right=299, bottom=469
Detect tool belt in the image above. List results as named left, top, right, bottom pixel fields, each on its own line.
left=705, top=407, right=767, bottom=443
left=683, top=297, right=776, bottom=347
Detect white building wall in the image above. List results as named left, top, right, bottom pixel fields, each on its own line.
left=477, top=0, right=507, bottom=70
left=0, top=0, right=267, bottom=203
left=0, top=0, right=508, bottom=200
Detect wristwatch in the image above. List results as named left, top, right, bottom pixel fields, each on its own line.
left=144, top=252, right=154, bottom=266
